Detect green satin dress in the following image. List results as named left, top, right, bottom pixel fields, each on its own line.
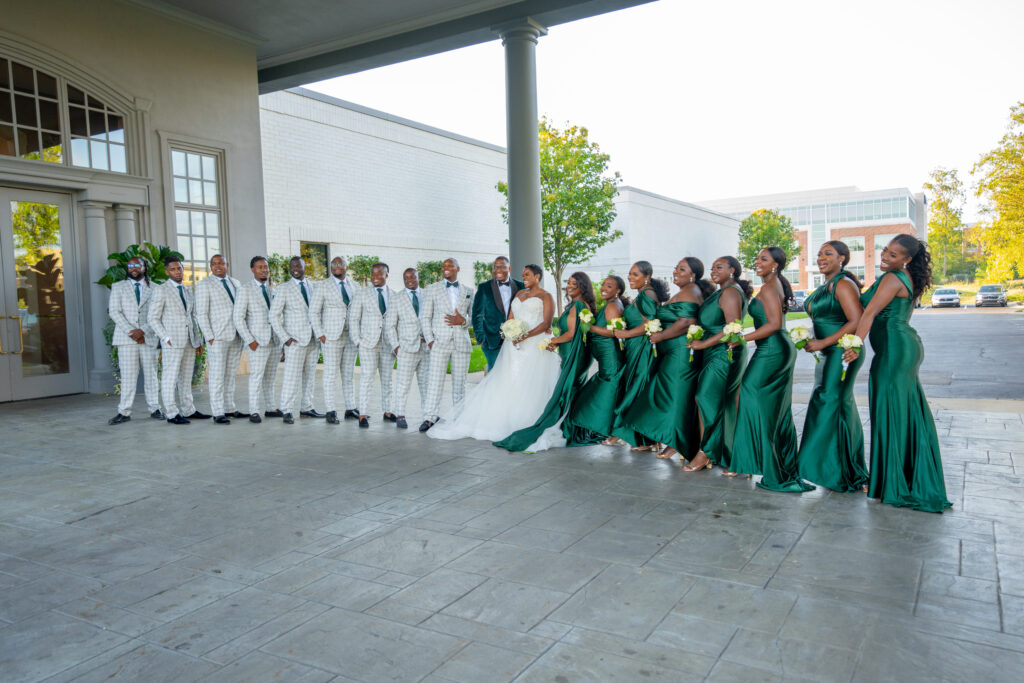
left=694, top=286, right=747, bottom=465
left=862, top=270, right=951, bottom=513
left=610, top=290, right=659, bottom=446
left=564, top=306, right=625, bottom=445
left=495, top=300, right=593, bottom=452
left=797, top=272, right=868, bottom=492
left=728, top=296, right=812, bottom=492
left=622, top=301, right=701, bottom=457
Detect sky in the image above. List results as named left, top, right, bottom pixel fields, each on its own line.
left=308, top=0, right=1024, bottom=222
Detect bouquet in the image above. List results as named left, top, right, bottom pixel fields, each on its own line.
left=500, top=318, right=528, bottom=344
left=606, top=317, right=626, bottom=350
left=578, top=308, right=594, bottom=342
left=837, top=334, right=863, bottom=381
left=536, top=339, right=556, bottom=352
left=790, top=326, right=819, bottom=364
left=721, top=320, right=746, bottom=362
left=686, top=324, right=704, bottom=363
left=643, top=319, right=663, bottom=357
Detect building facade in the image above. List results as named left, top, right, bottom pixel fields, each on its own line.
left=699, top=186, right=927, bottom=290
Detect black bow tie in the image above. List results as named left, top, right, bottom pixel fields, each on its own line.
left=446, top=282, right=458, bottom=288
left=498, top=280, right=510, bottom=287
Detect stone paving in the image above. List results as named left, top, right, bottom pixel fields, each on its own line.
left=2, top=379, right=1024, bottom=681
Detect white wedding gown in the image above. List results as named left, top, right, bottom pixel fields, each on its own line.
left=427, top=297, right=565, bottom=447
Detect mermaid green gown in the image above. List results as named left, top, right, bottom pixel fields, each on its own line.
left=622, top=301, right=701, bottom=457
left=728, top=297, right=812, bottom=491
left=797, top=272, right=868, bottom=492
left=563, top=306, right=625, bottom=445
left=695, top=286, right=747, bottom=465
left=862, top=270, right=951, bottom=512
left=610, top=291, right=659, bottom=446
left=495, top=300, right=593, bottom=452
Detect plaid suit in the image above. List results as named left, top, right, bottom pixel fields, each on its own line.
left=350, top=284, right=395, bottom=416
left=196, top=274, right=242, bottom=416
left=148, top=280, right=202, bottom=419
left=310, top=278, right=349, bottom=413
left=234, top=278, right=280, bottom=415
left=270, top=277, right=318, bottom=416
left=336, top=277, right=361, bottom=411
left=421, top=279, right=475, bottom=421
left=385, top=287, right=429, bottom=418
left=108, top=278, right=160, bottom=416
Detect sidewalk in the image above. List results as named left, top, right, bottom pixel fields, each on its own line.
left=1, top=376, right=1023, bottom=681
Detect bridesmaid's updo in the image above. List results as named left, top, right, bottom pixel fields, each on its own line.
left=720, top=255, right=754, bottom=299
left=764, top=246, right=796, bottom=314
left=634, top=260, right=671, bottom=303
left=683, top=257, right=716, bottom=299
left=607, top=275, right=631, bottom=309
left=890, top=234, right=932, bottom=301
left=568, top=271, right=597, bottom=313
left=524, top=263, right=543, bottom=281
left=824, top=240, right=863, bottom=290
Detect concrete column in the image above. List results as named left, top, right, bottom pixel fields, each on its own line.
left=82, top=201, right=112, bottom=392
left=114, top=205, right=138, bottom=249
left=497, top=18, right=547, bottom=273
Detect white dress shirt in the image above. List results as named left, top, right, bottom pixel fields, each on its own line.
left=445, top=280, right=459, bottom=311
left=497, top=278, right=512, bottom=314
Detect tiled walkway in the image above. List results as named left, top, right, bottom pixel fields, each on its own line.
left=1, top=386, right=1023, bottom=681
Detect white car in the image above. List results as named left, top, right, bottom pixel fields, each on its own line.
left=931, top=288, right=960, bottom=308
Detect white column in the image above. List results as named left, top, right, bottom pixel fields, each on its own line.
left=114, top=205, right=138, bottom=249
left=497, top=19, right=547, bottom=273
left=82, top=201, right=112, bottom=392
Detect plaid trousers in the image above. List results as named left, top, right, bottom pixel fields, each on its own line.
left=116, top=343, right=160, bottom=415
left=246, top=342, right=280, bottom=415
left=392, top=344, right=429, bottom=418
left=358, top=343, right=394, bottom=416
left=279, top=341, right=317, bottom=416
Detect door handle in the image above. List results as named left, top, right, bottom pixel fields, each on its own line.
left=9, top=315, right=24, bottom=354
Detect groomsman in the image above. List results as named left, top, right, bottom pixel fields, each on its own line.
left=349, top=262, right=396, bottom=428
left=419, top=258, right=475, bottom=432
left=270, top=256, right=324, bottom=424
left=385, top=268, right=429, bottom=429
left=107, top=256, right=161, bottom=424
left=329, top=257, right=361, bottom=420
left=471, top=255, right=522, bottom=370
left=195, top=254, right=243, bottom=424
left=310, top=258, right=349, bottom=424
left=148, top=257, right=208, bottom=424
left=233, top=256, right=284, bottom=423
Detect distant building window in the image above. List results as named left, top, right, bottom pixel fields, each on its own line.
left=300, top=242, right=328, bottom=280
left=874, top=233, right=900, bottom=253
left=847, top=265, right=865, bottom=278
left=782, top=268, right=800, bottom=284
left=172, top=147, right=223, bottom=284
left=778, top=198, right=912, bottom=227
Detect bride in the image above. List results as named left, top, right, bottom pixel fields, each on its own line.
left=427, top=264, right=562, bottom=442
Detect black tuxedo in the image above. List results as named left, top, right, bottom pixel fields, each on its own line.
left=471, top=277, right=523, bottom=369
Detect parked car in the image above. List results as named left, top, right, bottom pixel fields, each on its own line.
left=975, top=284, right=1008, bottom=307
left=932, top=288, right=961, bottom=308
left=791, top=290, right=808, bottom=312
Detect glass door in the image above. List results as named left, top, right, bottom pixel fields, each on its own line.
left=0, top=188, right=86, bottom=401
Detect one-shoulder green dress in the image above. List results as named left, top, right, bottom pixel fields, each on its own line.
left=694, top=285, right=748, bottom=465
left=622, top=300, right=701, bottom=457
left=564, top=305, right=625, bottom=445
left=862, top=270, right=951, bottom=512
left=495, top=300, right=593, bottom=452
left=797, top=272, right=868, bottom=492
left=728, top=296, right=812, bottom=492
left=610, top=291, right=659, bottom=446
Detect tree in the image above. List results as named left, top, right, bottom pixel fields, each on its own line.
left=972, top=101, right=1024, bottom=281
left=473, top=260, right=492, bottom=284
left=11, top=202, right=61, bottom=273
left=416, top=260, right=444, bottom=286
left=347, top=254, right=380, bottom=286
left=923, top=167, right=965, bottom=280
left=497, top=117, right=621, bottom=312
left=737, top=209, right=801, bottom=271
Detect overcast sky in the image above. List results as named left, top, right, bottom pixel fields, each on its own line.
left=309, top=0, right=1023, bottom=221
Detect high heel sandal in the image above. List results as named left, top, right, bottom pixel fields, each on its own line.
left=683, top=456, right=712, bottom=472
left=656, top=447, right=677, bottom=460
left=601, top=437, right=623, bottom=447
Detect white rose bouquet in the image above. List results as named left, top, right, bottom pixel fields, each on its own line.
left=686, top=324, right=704, bottom=363
left=721, top=320, right=746, bottom=362
left=606, top=317, right=626, bottom=350
left=837, top=334, right=863, bottom=381
left=500, top=318, right=528, bottom=345
left=578, top=308, right=594, bottom=342
left=643, top=319, right=663, bottom=357
left=790, top=326, right=819, bottom=364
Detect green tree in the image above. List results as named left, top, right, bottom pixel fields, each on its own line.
left=416, top=260, right=444, bottom=286
left=348, top=254, right=380, bottom=286
left=923, top=167, right=965, bottom=280
left=497, top=117, right=621, bottom=312
left=267, top=253, right=291, bottom=285
left=972, top=101, right=1024, bottom=281
left=11, top=202, right=61, bottom=272
left=737, top=209, right=801, bottom=271
left=473, top=260, right=492, bottom=284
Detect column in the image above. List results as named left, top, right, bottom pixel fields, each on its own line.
left=114, top=205, right=138, bottom=250
left=497, top=19, right=547, bottom=273
left=82, top=201, right=112, bottom=392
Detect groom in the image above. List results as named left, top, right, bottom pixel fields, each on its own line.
left=471, top=255, right=523, bottom=371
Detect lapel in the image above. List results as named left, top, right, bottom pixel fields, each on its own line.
left=490, top=279, right=504, bottom=316
left=139, top=281, right=152, bottom=307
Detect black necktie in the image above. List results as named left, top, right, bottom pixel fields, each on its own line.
left=221, top=278, right=234, bottom=304
left=261, top=283, right=270, bottom=308
left=411, top=290, right=419, bottom=315
left=377, top=288, right=386, bottom=314
left=339, top=280, right=350, bottom=305
left=299, top=281, right=308, bottom=305
left=134, top=282, right=140, bottom=303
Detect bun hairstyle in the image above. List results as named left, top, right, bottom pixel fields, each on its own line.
left=824, top=240, right=863, bottom=290
left=524, top=263, right=543, bottom=281
left=568, top=271, right=597, bottom=313
left=634, top=260, right=670, bottom=303
left=607, top=275, right=631, bottom=309
left=683, top=257, right=716, bottom=299
left=720, top=255, right=754, bottom=299
left=764, top=247, right=796, bottom=314
left=890, top=234, right=932, bottom=301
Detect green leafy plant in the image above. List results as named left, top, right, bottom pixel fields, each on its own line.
left=267, top=253, right=291, bottom=285
left=348, top=254, right=380, bottom=286
left=96, top=242, right=183, bottom=289
left=473, top=260, right=492, bottom=284
left=417, top=260, right=444, bottom=286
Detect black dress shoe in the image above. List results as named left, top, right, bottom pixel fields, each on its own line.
left=214, top=415, right=231, bottom=425
left=264, top=409, right=285, bottom=418
left=249, top=413, right=262, bottom=423
left=283, top=413, right=295, bottom=424
left=358, top=416, right=370, bottom=428
left=230, top=411, right=248, bottom=419
left=418, top=420, right=434, bottom=432
left=108, top=413, right=131, bottom=425
left=396, top=417, right=408, bottom=429
left=326, top=411, right=339, bottom=424
left=150, top=410, right=164, bottom=419
left=167, top=414, right=191, bottom=425
left=344, top=409, right=360, bottom=420
left=300, top=409, right=325, bottom=418
left=187, top=411, right=212, bottom=420
left=383, top=412, right=397, bottom=422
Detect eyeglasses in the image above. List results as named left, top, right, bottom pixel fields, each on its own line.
left=126, top=264, right=144, bottom=269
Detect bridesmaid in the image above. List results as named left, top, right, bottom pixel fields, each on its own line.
left=609, top=261, right=670, bottom=449
left=623, top=258, right=713, bottom=462
left=685, top=256, right=751, bottom=471
left=843, top=235, right=951, bottom=512
left=495, top=272, right=594, bottom=451
left=564, top=276, right=629, bottom=445
left=797, top=240, right=868, bottom=492
left=727, top=248, right=812, bottom=492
